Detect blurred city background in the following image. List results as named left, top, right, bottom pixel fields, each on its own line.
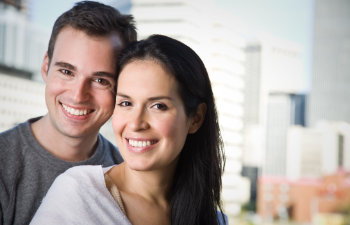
left=0, top=0, right=349, bottom=224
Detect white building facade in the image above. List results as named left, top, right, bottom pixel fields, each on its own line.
left=0, top=2, right=49, bottom=81
left=243, top=36, right=306, bottom=177
left=286, top=121, right=350, bottom=180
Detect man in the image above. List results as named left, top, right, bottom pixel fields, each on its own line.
left=0, top=1, right=137, bottom=224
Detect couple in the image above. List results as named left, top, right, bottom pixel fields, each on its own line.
left=0, top=1, right=226, bottom=225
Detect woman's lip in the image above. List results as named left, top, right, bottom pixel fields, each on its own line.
left=125, top=138, right=158, bottom=153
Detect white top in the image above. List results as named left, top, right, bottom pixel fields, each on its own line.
left=30, top=165, right=132, bottom=225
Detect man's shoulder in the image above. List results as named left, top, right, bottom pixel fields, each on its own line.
left=0, top=118, right=42, bottom=173
left=0, top=120, right=28, bottom=149
left=97, top=134, right=122, bottom=163
left=0, top=122, right=23, bottom=137
left=98, top=134, right=117, bottom=149
left=0, top=118, right=39, bottom=151
left=0, top=117, right=39, bottom=141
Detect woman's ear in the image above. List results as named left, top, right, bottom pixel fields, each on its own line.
left=41, top=52, right=49, bottom=83
left=188, top=103, right=207, bottom=134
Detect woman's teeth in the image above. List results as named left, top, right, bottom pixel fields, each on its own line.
left=128, top=139, right=153, bottom=147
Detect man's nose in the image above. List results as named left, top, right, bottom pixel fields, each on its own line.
left=72, top=78, right=90, bottom=102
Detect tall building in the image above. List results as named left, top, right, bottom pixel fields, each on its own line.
left=0, top=0, right=49, bottom=81
left=307, top=0, right=350, bottom=126
left=0, top=0, right=27, bottom=11
left=264, top=93, right=306, bottom=176
left=243, top=36, right=306, bottom=177
left=130, top=0, right=247, bottom=218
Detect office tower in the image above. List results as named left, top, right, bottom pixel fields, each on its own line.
left=130, top=0, right=247, bottom=218
left=264, top=93, right=306, bottom=176
left=0, top=0, right=49, bottom=80
left=307, top=0, right=350, bottom=126
left=243, top=37, right=306, bottom=177
left=0, top=0, right=27, bottom=11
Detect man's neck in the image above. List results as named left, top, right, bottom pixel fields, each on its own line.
left=31, top=115, right=98, bottom=162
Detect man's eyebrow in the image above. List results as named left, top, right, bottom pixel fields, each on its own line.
left=54, top=62, right=115, bottom=78
left=93, top=72, right=116, bottom=79
left=55, top=62, right=76, bottom=70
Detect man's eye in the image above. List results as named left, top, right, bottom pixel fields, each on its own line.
left=152, top=103, right=168, bottom=110
left=95, top=78, right=110, bottom=86
left=60, top=69, right=72, bottom=75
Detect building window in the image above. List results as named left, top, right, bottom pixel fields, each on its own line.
left=338, top=134, right=344, bottom=167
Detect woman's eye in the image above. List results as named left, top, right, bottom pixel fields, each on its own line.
left=153, top=103, right=168, bottom=110
left=118, top=101, right=132, bottom=107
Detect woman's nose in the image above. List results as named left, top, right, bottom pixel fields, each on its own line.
left=129, top=107, right=150, bottom=131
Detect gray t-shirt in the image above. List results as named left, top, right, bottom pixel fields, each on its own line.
left=0, top=117, right=123, bottom=225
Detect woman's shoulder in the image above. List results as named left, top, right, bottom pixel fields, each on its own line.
left=30, top=165, right=126, bottom=225
left=64, top=164, right=103, bottom=174
left=217, top=211, right=229, bottom=225
left=58, top=165, right=109, bottom=179
left=38, top=165, right=113, bottom=209
left=52, top=165, right=109, bottom=190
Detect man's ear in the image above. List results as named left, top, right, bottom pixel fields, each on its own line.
left=41, top=52, right=50, bottom=83
left=188, top=103, right=207, bottom=134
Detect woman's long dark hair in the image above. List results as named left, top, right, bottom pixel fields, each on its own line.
left=117, top=34, right=226, bottom=225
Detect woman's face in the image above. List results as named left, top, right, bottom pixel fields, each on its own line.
left=112, top=59, right=194, bottom=172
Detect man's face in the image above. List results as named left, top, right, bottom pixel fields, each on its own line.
left=41, top=26, right=122, bottom=139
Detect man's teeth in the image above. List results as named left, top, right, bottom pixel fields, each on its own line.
left=62, top=104, right=89, bottom=116
left=129, top=139, right=152, bottom=147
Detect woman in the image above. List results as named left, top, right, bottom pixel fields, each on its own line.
left=30, top=34, right=226, bottom=225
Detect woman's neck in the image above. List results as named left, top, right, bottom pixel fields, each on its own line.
left=108, top=163, right=173, bottom=225
left=112, top=163, right=174, bottom=203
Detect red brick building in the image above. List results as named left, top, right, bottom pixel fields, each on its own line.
left=257, top=170, right=350, bottom=222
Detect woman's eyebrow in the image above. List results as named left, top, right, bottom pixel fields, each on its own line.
left=116, top=93, right=174, bottom=101
left=116, top=93, right=130, bottom=98
left=148, top=96, right=173, bottom=101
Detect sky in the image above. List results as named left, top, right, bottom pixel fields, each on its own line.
left=27, top=0, right=120, bottom=30
left=28, top=0, right=314, bottom=89
left=217, top=0, right=314, bottom=88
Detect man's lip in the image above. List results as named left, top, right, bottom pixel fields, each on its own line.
left=61, top=103, right=94, bottom=116
left=60, top=102, right=94, bottom=120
